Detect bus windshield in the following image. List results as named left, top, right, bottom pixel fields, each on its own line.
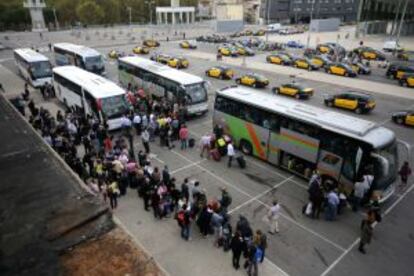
left=185, top=83, right=207, bottom=104
left=371, top=141, right=398, bottom=190
left=101, top=95, right=129, bottom=119
left=84, top=55, right=104, bottom=70
left=30, top=61, right=52, bottom=79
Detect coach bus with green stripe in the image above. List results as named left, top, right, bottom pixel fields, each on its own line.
left=213, top=86, right=403, bottom=202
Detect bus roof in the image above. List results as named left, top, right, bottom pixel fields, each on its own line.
left=119, top=56, right=203, bottom=86
left=53, top=43, right=101, bottom=58
left=217, top=86, right=394, bottom=148
left=53, top=66, right=124, bottom=99
left=14, top=48, right=49, bottom=62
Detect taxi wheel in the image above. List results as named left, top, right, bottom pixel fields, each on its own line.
left=295, top=93, right=301, bottom=99
left=253, top=83, right=257, bottom=88
left=396, top=117, right=404, bottom=124
left=294, top=64, right=298, bottom=68
left=273, top=88, right=280, bottom=94
left=327, top=69, right=332, bottom=74
left=219, top=74, right=224, bottom=80
left=307, top=66, right=311, bottom=71
left=344, top=72, right=349, bottom=77
left=327, top=101, right=333, bottom=107
left=355, top=107, right=362, bottom=114
left=236, top=79, right=241, bottom=84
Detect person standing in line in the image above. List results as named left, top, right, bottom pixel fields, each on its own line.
left=358, top=210, right=374, bottom=254
left=179, top=124, right=189, bottom=150
left=325, top=189, right=340, bottom=221
left=177, top=204, right=191, bottom=241
left=107, top=179, right=120, bottom=209
left=227, top=141, right=235, bottom=168
left=246, top=241, right=258, bottom=276
left=142, top=128, right=150, bottom=154
left=267, top=200, right=280, bottom=235
left=199, top=133, right=211, bottom=158
left=230, top=231, right=244, bottom=270
left=133, top=112, right=142, bottom=135
left=253, top=229, right=267, bottom=263
left=398, top=161, right=412, bottom=191
left=219, top=187, right=232, bottom=214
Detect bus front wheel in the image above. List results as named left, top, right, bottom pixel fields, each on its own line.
left=240, top=139, right=253, bottom=155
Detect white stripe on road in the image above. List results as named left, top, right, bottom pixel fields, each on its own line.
left=170, top=159, right=206, bottom=174
left=228, top=176, right=294, bottom=215
left=320, top=183, right=414, bottom=276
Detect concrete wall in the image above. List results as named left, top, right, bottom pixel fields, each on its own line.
left=216, top=4, right=244, bottom=20
left=309, top=18, right=340, bottom=32
left=214, top=20, right=244, bottom=33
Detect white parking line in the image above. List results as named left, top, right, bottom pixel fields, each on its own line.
left=170, top=149, right=346, bottom=253
left=228, top=176, right=294, bottom=215
left=320, top=183, right=414, bottom=276
left=170, top=159, right=206, bottom=174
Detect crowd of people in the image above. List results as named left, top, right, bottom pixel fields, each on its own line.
left=19, top=83, right=274, bottom=275
left=10, top=79, right=413, bottom=272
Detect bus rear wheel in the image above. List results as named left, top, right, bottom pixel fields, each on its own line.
left=240, top=139, right=253, bottom=155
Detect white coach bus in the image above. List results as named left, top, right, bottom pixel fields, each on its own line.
left=14, top=48, right=52, bottom=88
left=53, top=43, right=106, bottom=75
left=53, top=66, right=129, bottom=130
left=118, top=56, right=208, bottom=116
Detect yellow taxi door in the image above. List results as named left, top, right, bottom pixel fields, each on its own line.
left=406, top=115, right=414, bottom=126
left=407, top=77, right=414, bottom=87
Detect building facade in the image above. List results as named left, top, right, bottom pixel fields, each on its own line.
left=259, top=0, right=359, bottom=23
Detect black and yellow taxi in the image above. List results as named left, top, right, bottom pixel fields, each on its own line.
left=235, top=73, right=269, bottom=88
left=386, top=64, right=414, bottom=79
left=399, top=73, right=414, bottom=88
left=391, top=110, right=414, bottom=126
left=272, top=82, right=314, bottom=99
left=292, top=57, right=320, bottom=70
left=143, top=39, right=160, bottom=48
left=108, top=50, right=121, bottom=59
left=205, top=66, right=234, bottom=79
left=150, top=53, right=171, bottom=64
left=316, top=43, right=335, bottom=55
left=179, top=40, right=197, bottom=49
left=168, top=56, right=189, bottom=69
left=253, top=29, right=266, bottom=36
left=266, top=53, right=292, bottom=65
left=218, top=45, right=238, bottom=57
left=353, top=46, right=386, bottom=61
left=397, top=50, right=414, bottom=61
left=132, top=46, right=150, bottom=54
left=349, top=62, right=371, bottom=75
left=242, top=29, right=253, bottom=36
left=233, top=43, right=255, bottom=56
left=324, top=92, right=376, bottom=114
left=325, top=62, right=357, bottom=77
left=311, top=55, right=332, bottom=68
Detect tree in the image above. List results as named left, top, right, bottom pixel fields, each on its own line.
left=53, top=0, right=80, bottom=25
left=98, top=0, right=120, bottom=24
left=76, top=0, right=105, bottom=25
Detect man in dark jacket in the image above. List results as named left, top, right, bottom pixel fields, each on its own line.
left=230, top=231, right=244, bottom=269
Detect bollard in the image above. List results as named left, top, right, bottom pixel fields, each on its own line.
left=103, top=33, right=108, bottom=38
left=111, top=35, right=116, bottom=40
left=85, top=35, right=90, bottom=41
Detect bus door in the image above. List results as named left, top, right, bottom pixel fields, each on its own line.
left=267, top=131, right=280, bottom=165
left=316, top=150, right=343, bottom=182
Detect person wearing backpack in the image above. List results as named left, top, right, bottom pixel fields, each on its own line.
left=177, top=204, right=191, bottom=241
left=254, top=229, right=267, bottom=263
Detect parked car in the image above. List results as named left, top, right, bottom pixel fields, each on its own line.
left=132, top=46, right=150, bottom=54
left=143, top=39, right=160, bottom=47
left=266, top=53, right=292, bottom=65
left=292, top=57, right=320, bottom=70
left=236, top=73, right=269, bottom=88
left=353, top=46, right=386, bottom=61
left=391, top=110, right=414, bottom=126
left=272, top=83, right=314, bottom=99
left=399, top=73, right=414, bottom=87
left=287, top=40, right=304, bottom=48
left=325, top=62, right=357, bottom=77
left=205, top=66, right=234, bottom=79
left=179, top=40, right=197, bottom=49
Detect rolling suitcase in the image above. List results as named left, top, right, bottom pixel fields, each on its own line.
left=236, top=155, right=246, bottom=169
left=189, top=138, right=195, bottom=148
left=210, top=149, right=221, bottom=161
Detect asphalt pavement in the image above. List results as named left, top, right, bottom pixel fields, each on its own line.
left=0, top=30, right=413, bottom=276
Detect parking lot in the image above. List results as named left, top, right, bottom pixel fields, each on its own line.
left=1, top=28, right=414, bottom=276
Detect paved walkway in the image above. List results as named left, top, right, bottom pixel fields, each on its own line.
left=181, top=51, right=414, bottom=100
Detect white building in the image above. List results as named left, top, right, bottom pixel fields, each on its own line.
left=156, top=0, right=196, bottom=24
left=23, top=0, right=47, bottom=32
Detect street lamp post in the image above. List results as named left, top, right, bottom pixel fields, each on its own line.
left=265, top=0, right=272, bottom=42
left=145, top=1, right=156, bottom=25
left=127, top=7, right=132, bottom=26
left=306, top=0, right=316, bottom=48
left=53, top=7, right=59, bottom=30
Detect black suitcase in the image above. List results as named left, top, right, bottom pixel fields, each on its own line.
left=237, top=156, right=246, bottom=169
left=189, top=138, right=195, bottom=148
